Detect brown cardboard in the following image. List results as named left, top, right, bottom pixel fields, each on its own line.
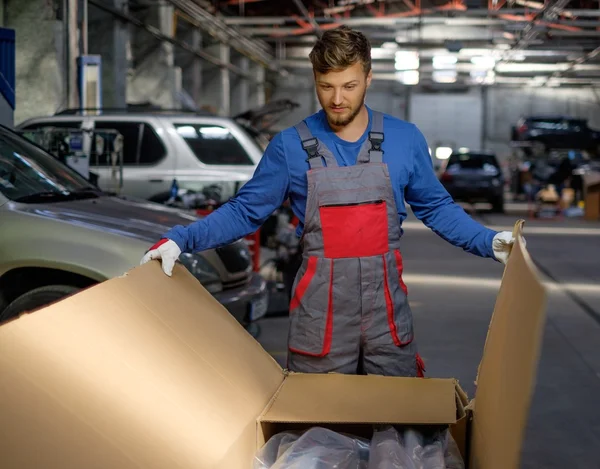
left=0, top=220, right=546, bottom=469
left=470, top=222, right=547, bottom=469
left=0, top=262, right=284, bottom=469
left=261, top=373, right=458, bottom=424
left=583, top=172, right=600, bottom=221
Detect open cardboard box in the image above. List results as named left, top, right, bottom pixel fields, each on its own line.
left=0, top=221, right=547, bottom=469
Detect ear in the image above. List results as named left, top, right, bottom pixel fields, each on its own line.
left=366, top=69, right=373, bottom=88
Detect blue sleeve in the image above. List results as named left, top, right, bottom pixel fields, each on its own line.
left=164, top=133, right=290, bottom=253
left=404, top=125, right=498, bottom=258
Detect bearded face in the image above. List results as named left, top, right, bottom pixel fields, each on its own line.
left=314, top=62, right=372, bottom=129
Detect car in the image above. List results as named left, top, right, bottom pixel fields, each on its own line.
left=438, top=150, right=505, bottom=213
left=511, top=115, right=600, bottom=155
left=0, top=124, right=268, bottom=331
left=17, top=107, right=265, bottom=203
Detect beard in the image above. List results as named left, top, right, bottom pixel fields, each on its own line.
left=322, top=87, right=367, bottom=128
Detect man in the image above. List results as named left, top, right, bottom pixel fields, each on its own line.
left=141, top=26, right=517, bottom=378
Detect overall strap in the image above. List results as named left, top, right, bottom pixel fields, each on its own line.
left=295, top=121, right=337, bottom=169
left=356, top=111, right=385, bottom=164
left=368, top=111, right=385, bottom=164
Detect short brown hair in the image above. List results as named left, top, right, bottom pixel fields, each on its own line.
left=309, top=25, right=372, bottom=75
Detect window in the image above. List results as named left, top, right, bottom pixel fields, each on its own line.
left=447, top=153, right=499, bottom=169
left=139, top=124, right=166, bottom=165
left=91, top=121, right=165, bottom=167
left=21, top=120, right=83, bottom=131
left=19, top=121, right=84, bottom=160
left=174, top=123, right=253, bottom=166
left=0, top=127, right=94, bottom=202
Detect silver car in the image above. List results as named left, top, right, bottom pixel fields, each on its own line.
left=0, top=124, right=268, bottom=331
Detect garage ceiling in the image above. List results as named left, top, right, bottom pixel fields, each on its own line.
left=204, top=0, right=600, bottom=87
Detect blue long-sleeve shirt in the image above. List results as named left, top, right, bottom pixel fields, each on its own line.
left=164, top=107, right=498, bottom=258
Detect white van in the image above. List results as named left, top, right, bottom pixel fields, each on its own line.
left=18, top=109, right=264, bottom=202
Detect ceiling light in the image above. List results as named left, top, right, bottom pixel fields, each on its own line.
left=433, top=55, right=458, bottom=69
left=395, top=50, right=419, bottom=71
left=382, top=42, right=398, bottom=50
left=471, top=56, right=496, bottom=69
left=433, top=70, right=457, bottom=83
left=395, top=70, right=419, bottom=85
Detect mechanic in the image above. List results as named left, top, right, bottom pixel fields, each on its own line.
left=141, top=25, right=519, bottom=378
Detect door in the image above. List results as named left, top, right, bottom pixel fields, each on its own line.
left=89, top=119, right=173, bottom=199
left=409, top=91, right=483, bottom=168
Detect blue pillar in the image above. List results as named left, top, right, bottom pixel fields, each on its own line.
left=0, top=27, right=15, bottom=127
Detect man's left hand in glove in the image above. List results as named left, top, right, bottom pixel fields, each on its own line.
left=492, top=231, right=525, bottom=265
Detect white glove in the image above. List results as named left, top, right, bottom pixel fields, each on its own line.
left=492, top=231, right=526, bottom=265
left=140, top=239, right=182, bottom=277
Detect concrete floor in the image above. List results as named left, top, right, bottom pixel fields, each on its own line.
left=255, top=206, right=600, bottom=469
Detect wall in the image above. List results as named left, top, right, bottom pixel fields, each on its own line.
left=485, top=87, right=600, bottom=158
left=409, top=88, right=483, bottom=155
left=0, top=94, right=12, bottom=127
left=5, top=0, right=65, bottom=124
left=126, top=4, right=178, bottom=108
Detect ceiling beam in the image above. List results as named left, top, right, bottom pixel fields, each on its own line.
left=222, top=10, right=600, bottom=26
left=87, top=0, right=261, bottom=80
left=165, top=0, right=281, bottom=73
left=291, top=0, right=323, bottom=37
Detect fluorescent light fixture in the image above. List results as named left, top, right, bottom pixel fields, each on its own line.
left=470, top=56, right=496, bottom=69
left=433, top=55, right=458, bottom=69
left=433, top=70, right=457, bottom=83
left=381, top=41, right=398, bottom=50
left=496, top=63, right=568, bottom=73
left=395, top=70, right=419, bottom=85
left=394, top=50, right=419, bottom=70
left=436, top=147, right=453, bottom=160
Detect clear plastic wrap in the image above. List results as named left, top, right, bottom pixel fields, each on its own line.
left=254, top=426, right=465, bottom=469
left=254, top=427, right=370, bottom=469
left=368, top=426, right=417, bottom=469
left=442, top=430, right=465, bottom=469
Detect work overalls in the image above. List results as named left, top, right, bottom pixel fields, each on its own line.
left=287, top=111, right=425, bottom=378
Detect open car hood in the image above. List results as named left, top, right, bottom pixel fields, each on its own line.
left=233, top=99, right=300, bottom=133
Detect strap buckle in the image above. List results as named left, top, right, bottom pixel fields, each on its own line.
left=368, top=131, right=384, bottom=151
left=301, top=137, right=320, bottom=160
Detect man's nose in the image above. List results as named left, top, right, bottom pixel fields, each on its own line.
left=333, top=89, right=343, bottom=105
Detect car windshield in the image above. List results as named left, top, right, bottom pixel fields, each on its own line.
left=447, top=153, right=499, bottom=169
left=0, top=126, right=98, bottom=203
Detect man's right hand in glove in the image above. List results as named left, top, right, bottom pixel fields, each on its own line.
left=140, top=239, right=182, bottom=277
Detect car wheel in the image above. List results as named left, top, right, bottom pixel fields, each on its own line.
left=490, top=197, right=505, bottom=214
left=0, top=285, right=80, bottom=322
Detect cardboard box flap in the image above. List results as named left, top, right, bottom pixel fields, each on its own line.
left=0, top=263, right=284, bottom=469
left=262, top=373, right=458, bottom=424
left=470, top=222, right=548, bottom=469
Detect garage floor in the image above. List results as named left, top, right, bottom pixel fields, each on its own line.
left=256, top=207, right=600, bottom=469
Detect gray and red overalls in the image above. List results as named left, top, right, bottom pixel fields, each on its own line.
left=287, top=111, right=425, bottom=378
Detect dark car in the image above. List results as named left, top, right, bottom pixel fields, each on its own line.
left=512, top=116, right=600, bottom=155
left=439, top=151, right=505, bottom=213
